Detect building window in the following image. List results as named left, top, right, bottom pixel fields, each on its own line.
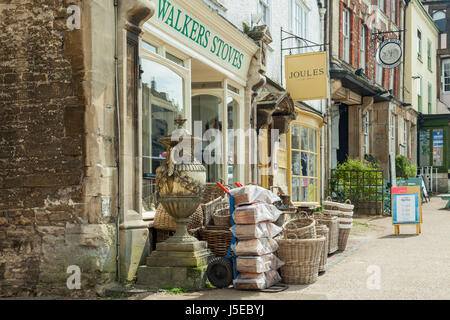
left=443, top=60, right=450, bottom=92
left=360, top=24, right=366, bottom=71
left=293, top=0, right=309, bottom=54
left=417, top=76, right=423, bottom=112
left=391, top=0, right=396, bottom=23
left=432, top=10, right=447, bottom=32
left=342, top=7, right=350, bottom=63
left=417, top=29, right=422, bottom=61
left=390, top=114, right=396, bottom=154
left=290, top=124, right=319, bottom=204
left=363, top=111, right=370, bottom=155
left=379, top=0, right=385, bottom=12
left=428, top=82, right=433, bottom=114
left=389, top=69, right=395, bottom=92
left=427, top=39, right=432, bottom=71
left=258, top=0, right=271, bottom=29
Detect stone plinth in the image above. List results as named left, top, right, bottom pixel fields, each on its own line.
left=136, top=265, right=208, bottom=290
left=138, top=239, right=214, bottom=290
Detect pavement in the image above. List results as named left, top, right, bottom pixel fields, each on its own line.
left=133, top=196, right=450, bottom=300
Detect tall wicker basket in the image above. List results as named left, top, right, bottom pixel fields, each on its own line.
left=315, top=224, right=329, bottom=273
left=282, top=217, right=316, bottom=239
left=199, top=226, right=233, bottom=257
left=315, top=215, right=339, bottom=254
left=338, top=227, right=351, bottom=251
left=275, top=235, right=325, bottom=285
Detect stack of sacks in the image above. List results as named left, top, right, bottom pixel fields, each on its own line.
left=229, top=186, right=284, bottom=290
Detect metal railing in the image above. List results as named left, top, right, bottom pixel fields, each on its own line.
left=417, top=166, right=438, bottom=193
left=328, top=169, right=385, bottom=215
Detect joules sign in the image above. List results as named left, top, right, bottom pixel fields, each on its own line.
left=285, top=51, right=328, bottom=101
left=156, top=0, right=245, bottom=70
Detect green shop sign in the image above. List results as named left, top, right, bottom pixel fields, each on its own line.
left=157, top=0, right=245, bottom=70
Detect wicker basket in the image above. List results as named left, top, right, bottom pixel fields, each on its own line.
left=337, top=199, right=355, bottom=213
left=202, top=196, right=228, bottom=226
left=153, top=203, right=204, bottom=231
left=275, top=235, right=325, bottom=284
left=338, top=227, right=351, bottom=251
left=282, top=217, right=316, bottom=239
left=315, top=224, right=329, bottom=273
left=323, top=196, right=341, bottom=210
left=212, top=207, right=231, bottom=227
left=202, top=183, right=227, bottom=204
left=199, top=226, right=233, bottom=257
left=315, top=215, right=339, bottom=254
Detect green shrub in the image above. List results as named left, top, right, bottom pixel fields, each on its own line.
left=395, top=155, right=417, bottom=179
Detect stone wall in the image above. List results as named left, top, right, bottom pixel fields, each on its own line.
left=0, top=0, right=117, bottom=297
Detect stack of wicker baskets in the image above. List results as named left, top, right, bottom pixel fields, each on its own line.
left=199, top=196, right=233, bottom=257
left=336, top=200, right=354, bottom=251
left=315, top=223, right=329, bottom=273
left=153, top=203, right=204, bottom=242
left=276, top=216, right=326, bottom=284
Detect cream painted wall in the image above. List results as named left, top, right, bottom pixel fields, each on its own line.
left=405, top=0, right=439, bottom=114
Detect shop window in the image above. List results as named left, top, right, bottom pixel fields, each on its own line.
left=141, top=59, right=184, bottom=210
left=227, top=84, right=240, bottom=94
left=442, top=60, right=450, bottom=93
left=166, top=52, right=184, bottom=66
left=192, top=82, right=223, bottom=89
left=419, top=129, right=431, bottom=166
left=142, top=40, right=157, bottom=53
left=192, top=95, right=223, bottom=183
left=290, top=124, right=319, bottom=204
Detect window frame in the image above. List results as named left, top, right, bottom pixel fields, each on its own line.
left=288, top=121, right=321, bottom=206
left=427, top=81, right=433, bottom=114
left=442, top=59, right=450, bottom=93
left=417, top=29, right=423, bottom=61
left=417, top=75, right=423, bottom=112
left=342, top=7, right=350, bottom=63
left=293, top=0, right=309, bottom=54
left=427, top=39, right=432, bottom=71
left=360, top=23, right=366, bottom=71
left=363, top=111, right=370, bottom=155
left=258, top=0, right=272, bottom=30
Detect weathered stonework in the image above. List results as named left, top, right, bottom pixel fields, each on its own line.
left=0, top=0, right=118, bottom=297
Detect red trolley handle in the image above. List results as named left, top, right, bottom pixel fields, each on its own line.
left=216, top=182, right=230, bottom=194
left=235, top=182, right=243, bottom=187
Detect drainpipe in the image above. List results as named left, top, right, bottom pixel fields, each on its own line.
left=319, top=2, right=327, bottom=201
left=114, top=0, right=121, bottom=283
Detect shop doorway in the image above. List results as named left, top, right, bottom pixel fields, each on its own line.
left=337, top=104, right=349, bottom=165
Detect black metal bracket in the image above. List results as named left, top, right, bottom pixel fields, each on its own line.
left=371, top=29, right=406, bottom=42
left=280, top=27, right=328, bottom=86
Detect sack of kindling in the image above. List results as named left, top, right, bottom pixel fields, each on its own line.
left=231, top=222, right=282, bottom=240
left=233, top=203, right=281, bottom=224
left=236, top=253, right=285, bottom=274
left=233, top=237, right=279, bottom=256
left=229, top=185, right=281, bottom=206
left=233, top=269, right=281, bottom=290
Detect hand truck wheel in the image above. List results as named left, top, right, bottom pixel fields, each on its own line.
left=206, top=257, right=233, bottom=289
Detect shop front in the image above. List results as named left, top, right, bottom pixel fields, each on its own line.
left=140, top=0, right=259, bottom=213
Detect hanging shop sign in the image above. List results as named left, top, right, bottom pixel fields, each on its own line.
left=376, top=38, right=402, bottom=69
left=285, top=51, right=328, bottom=101
left=391, top=186, right=423, bottom=235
